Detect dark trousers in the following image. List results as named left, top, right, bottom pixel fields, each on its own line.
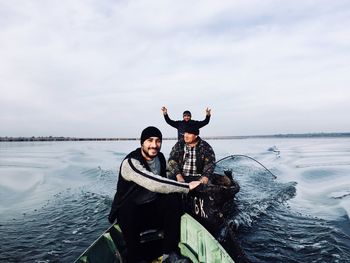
left=118, top=193, right=182, bottom=263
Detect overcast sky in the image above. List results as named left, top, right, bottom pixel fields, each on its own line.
left=1, top=0, right=350, bottom=138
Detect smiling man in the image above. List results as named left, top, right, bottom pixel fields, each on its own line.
left=108, top=126, right=200, bottom=263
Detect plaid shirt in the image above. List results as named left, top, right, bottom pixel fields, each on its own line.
left=182, top=145, right=200, bottom=177
left=168, top=137, right=216, bottom=181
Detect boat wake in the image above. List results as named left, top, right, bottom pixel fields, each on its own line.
left=231, top=181, right=297, bottom=228
left=214, top=155, right=297, bottom=228
left=212, top=154, right=350, bottom=262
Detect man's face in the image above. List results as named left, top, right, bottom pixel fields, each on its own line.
left=184, top=132, right=197, bottom=144
left=183, top=114, right=191, bottom=122
left=141, top=137, right=162, bottom=160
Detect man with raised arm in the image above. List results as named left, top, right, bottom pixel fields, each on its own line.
left=161, top=106, right=211, bottom=140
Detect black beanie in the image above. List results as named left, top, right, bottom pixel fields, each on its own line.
left=140, top=126, right=162, bottom=145
left=183, top=110, right=191, bottom=116
left=184, top=124, right=199, bottom=135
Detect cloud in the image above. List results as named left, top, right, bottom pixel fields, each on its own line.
left=1, top=0, right=350, bottom=137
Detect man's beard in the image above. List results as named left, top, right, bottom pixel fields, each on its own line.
left=142, top=147, right=159, bottom=159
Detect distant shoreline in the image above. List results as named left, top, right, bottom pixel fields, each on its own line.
left=1, top=133, right=350, bottom=142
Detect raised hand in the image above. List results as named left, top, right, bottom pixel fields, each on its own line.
left=161, top=106, right=168, bottom=115
left=205, top=107, right=211, bottom=116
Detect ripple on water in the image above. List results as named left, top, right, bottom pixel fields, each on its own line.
left=239, top=206, right=350, bottom=262
left=0, top=186, right=112, bottom=263
left=1, top=141, right=350, bottom=263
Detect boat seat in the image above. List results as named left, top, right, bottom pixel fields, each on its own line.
left=109, top=225, right=164, bottom=261
left=140, top=228, right=164, bottom=243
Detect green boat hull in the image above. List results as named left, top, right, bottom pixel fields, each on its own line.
left=179, top=213, right=235, bottom=263
left=75, top=213, right=235, bottom=263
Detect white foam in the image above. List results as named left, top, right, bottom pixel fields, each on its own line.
left=206, top=138, right=350, bottom=220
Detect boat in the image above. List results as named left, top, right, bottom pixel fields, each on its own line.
left=75, top=155, right=274, bottom=263
left=75, top=213, right=235, bottom=263
left=74, top=174, right=240, bottom=263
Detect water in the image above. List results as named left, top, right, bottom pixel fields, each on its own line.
left=0, top=138, right=349, bottom=262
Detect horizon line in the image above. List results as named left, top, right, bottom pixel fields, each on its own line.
left=1, top=132, right=350, bottom=141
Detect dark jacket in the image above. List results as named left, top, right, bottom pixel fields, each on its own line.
left=164, top=114, right=210, bottom=140
left=108, top=148, right=189, bottom=223
left=168, top=137, right=216, bottom=181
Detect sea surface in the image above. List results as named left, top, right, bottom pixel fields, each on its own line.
left=0, top=138, right=349, bottom=262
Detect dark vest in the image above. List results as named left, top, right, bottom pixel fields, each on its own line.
left=109, top=148, right=167, bottom=221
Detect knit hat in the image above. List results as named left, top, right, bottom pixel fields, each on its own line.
left=184, top=124, right=199, bottom=135
left=183, top=110, right=191, bottom=116
left=140, top=126, right=162, bottom=145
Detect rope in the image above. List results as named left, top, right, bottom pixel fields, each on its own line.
left=215, top=154, right=277, bottom=179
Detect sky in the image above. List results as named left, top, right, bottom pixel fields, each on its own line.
left=1, top=0, right=350, bottom=138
